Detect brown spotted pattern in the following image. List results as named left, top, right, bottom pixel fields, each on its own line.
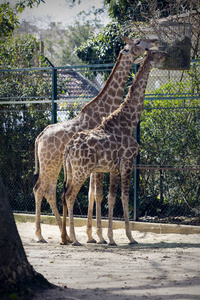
left=61, top=50, right=167, bottom=246
left=33, top=38, right=158, bottom=243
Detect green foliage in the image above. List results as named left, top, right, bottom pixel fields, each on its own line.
left=60, top=20, right=96, bottom=66
left=104, top=0, right=142, bottom=23
left=104, top=0, right=170, bottom=23
left=0, top=2, right=18, bottom=38
left=0, top=34, right=37, bottom=69
left=0, top=34, right=51, bottom=212
left=76, top=22, right=132, bottom=65
left=0, top=0, right=43, bottom=38
left=139, top=66, right=200, bottom=217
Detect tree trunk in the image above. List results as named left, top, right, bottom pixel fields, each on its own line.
left=0, top=178, right=53, bottom=299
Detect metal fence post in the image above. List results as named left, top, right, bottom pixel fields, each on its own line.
left=133, top=63, right=140, bottom=221
left=52, top=67, right=57, bottom=123
left=134, top=121, right=140, bottom=221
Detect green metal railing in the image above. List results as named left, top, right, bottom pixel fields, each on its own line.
left=0, top=59, right=199, bottom=224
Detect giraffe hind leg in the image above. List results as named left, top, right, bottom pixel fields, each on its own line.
left=87, top=173, right=97, bottom=243
left=34, top=189, right=47, bottom=243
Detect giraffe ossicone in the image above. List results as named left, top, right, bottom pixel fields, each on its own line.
left=61, top=49, right=167, bottom=246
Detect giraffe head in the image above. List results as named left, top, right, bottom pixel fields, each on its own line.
left=134, top=49, right=167, bottom=68
left=122, top=37, right=158, bottom=58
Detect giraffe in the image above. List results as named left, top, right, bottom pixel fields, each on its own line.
left=33, top=37, right=158, bottom=243
left=61, top=49, right=167, bottom=246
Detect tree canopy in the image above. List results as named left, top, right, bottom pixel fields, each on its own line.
left=0, top=0, right=45, bottom=38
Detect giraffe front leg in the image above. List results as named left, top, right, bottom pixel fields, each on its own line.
left=95, top=173, right=107, bottom=244
left=107, top=173, right=120, bottom=246
left=121, top=167, right=138, bottom=245
left=86, top=173, right=97, bottom=243
left=68, top=204, right=82, bottom=246
left=49, top=193, right=71, bottom=243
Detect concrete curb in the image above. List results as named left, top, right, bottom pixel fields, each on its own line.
left=14, top=213, right=200, bottom=235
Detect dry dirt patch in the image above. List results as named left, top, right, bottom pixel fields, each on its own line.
left=16, top=222, right=200, bottom=300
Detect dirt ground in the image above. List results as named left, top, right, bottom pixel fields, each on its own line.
left=16, top=221, right=200, bottom=300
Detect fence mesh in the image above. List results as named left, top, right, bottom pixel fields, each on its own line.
left=0, top=61, right=200, bottom=225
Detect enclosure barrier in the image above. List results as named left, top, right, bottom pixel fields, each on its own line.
left=0, top=59, right=199, bottom=225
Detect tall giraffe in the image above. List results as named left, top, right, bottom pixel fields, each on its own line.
left=33, top=37, right=157, bottom=243
left=61, top=49, right=167, bottom=246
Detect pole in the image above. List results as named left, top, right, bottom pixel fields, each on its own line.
left=52, top=68, right=57, bottom=124
left=134, top=121, right=140, bottom=221
left=133, top=63, right=140, bottom=221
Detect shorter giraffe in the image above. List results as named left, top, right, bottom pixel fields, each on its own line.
left=61, top=49, right=167, bottom=246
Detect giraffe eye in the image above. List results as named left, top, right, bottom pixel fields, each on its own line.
left=135, top=41, right=140, bottom=45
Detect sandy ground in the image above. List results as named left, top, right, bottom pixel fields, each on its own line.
left=16, top=221, right=200, bottom=300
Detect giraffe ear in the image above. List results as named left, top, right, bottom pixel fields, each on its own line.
left=133, top=57, right=144, bottom=64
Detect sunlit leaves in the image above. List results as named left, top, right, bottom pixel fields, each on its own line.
left=0, top=0, right=43, bottom=38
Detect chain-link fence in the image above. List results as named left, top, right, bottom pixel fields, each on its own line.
left=0, top=60, right=200, bottom=225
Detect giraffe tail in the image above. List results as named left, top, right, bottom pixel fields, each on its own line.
left=33, top=138, right=39, bottom=187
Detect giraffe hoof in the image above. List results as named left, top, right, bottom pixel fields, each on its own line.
left=108, top=242, right=117, bottom=246
left=37, top=238, right=48, bottom=243
left=87, top=239, right=97, bottom=244
left=129, top=240, right=138, bottom=245
left=60, top=241, right=69, bottom=245
left=97, top=240, right=107, bottom=245
left=72, top=241, right=82, bottom=246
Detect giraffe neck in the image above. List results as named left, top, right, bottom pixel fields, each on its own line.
left=121, top=60, right=152, bottom=129
left=81, top=52, right=135, bottom=117
left=102, top=59, right=152, bottom=134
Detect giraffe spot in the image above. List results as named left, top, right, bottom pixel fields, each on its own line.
left=122, top=71, right=126, bottom=77
left=83, top=158, right=90, bottom=165
left=112, top=81, right=119, bottom=89
left=122, top=136, right=129, bottom=147
left=103, top=141, right=110, bottom=149
left=108, top=88, right=116, bottom=97
left=88, top=162, right=95, bottom=170
left=47, top=143, right=54, bottom=151
left=114, top=73, right=119, bottom=81
left=54, top=136, right=61, bottom=147
left=52, top=149, right=60, bottom=158
left=42, top=140, right=47, bottom=147
left=90, top=155, right=96, bottom=163
left=134, top=91, right=140, bottom=98
left=108, top=161, right=115, bottom=169
left=104, top=103, right=111, bottom=112
left=110, top=135, right=117, bottom=143
left=115, top=135, right=121, bottom=143
left=137, top=104, right=143, bottom=111
left=118, top=148, right=124, bottom=156
left=125, top=149, right=133, bottom=157
left=102, top=94, right=108, bottom=101
left=47, top=152, right=51, bottom=160
left=56, top=131, right=64, bottom=139
left=122, top=128, right=131, bottom=135
left=99, top=107, right=105, bottom=113
left=88, top=137, right=97, bottom=147
left=105, top=150, right=112, bottom=161
left=117, top=89, right=124, bottom=97
left=89, top=119, right=99, bottom=128
left=110, top=142, right=117, bottom=151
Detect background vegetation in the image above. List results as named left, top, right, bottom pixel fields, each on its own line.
left=0, top=0, right=199, bottom=223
